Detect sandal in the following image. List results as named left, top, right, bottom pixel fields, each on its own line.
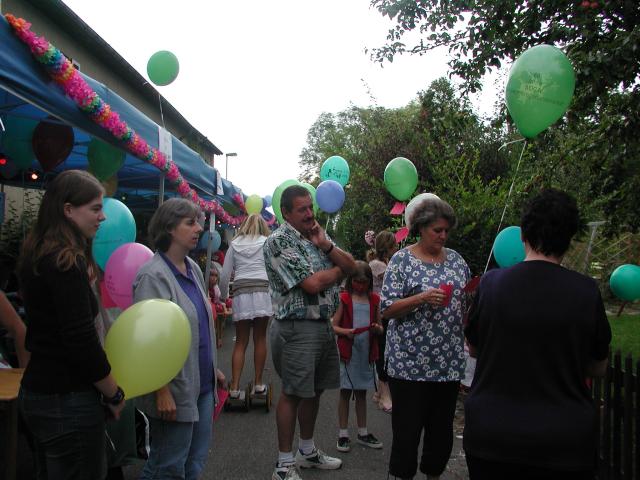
left=253, top=384, right=267, bottom=395
left=229, top=389, right=241, bottom=399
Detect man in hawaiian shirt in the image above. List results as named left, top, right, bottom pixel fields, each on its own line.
left=264, top=185, right=356, bottom=480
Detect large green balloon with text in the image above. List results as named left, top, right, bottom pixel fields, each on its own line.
left=147, top=50, right=180, bottom=86
left=506, top=45, right=575, bottom=138
left=272, top=179, right=301, bottom=224
left=320, top=155, right=350, bottom=187
left=384, top=157, right=418, bottom=201
left=105, top=299, right=191, bottom=399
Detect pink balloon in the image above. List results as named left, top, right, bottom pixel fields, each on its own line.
left=104, top=242, right=154, bottom=310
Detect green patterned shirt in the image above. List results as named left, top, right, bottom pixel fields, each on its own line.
left=263, top=222, right=339, bottom=321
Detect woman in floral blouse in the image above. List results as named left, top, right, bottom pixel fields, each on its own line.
left=381, top=197, right=470, bottom=480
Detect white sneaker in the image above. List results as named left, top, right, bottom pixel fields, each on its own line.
left=295, top=448, right=342, bottom=470
left=272, top=463, right=302, bottom=480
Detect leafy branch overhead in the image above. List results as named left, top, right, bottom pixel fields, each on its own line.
left=366, top=0, right=640, bottom=234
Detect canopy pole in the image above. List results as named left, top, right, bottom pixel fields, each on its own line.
left=158, top=173, right=165, bottom=206
left=204, top=213, right=216, bottom=292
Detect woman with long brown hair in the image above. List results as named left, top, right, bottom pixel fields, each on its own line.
left=18, top=170, right=125, bottom=479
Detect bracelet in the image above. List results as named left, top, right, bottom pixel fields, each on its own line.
left=101, top=386, right=125, bottom=406
left=323, top=243, right=334, bottom=255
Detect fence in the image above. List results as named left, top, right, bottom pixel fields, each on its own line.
left=592, top=350, right=638, bottom=479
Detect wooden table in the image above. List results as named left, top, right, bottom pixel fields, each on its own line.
left=0, top=368, right=23, bottom=480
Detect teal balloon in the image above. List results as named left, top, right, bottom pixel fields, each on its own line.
left=87, top=138, right=126, bottom=181
left=93, top=198, right=136, bottom=269
left=147, top=50, right=180, bottom=86
left=505, top=45, right=575, bottom=138
left=383, top=157, right=418, bottom=201
left=2, top=116, right=37, bottom=169
left=609, top=264, right=640, bottom=302
left=493, top=226, right=525, bottom=268
left=320, top=155, right=350, bottom=186
left=197, top=230, right=221, bottom=252
left=300, top=182, right=319, bottom=214
left=272, top=179, right=300, bottom=224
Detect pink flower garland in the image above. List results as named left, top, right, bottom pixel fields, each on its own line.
left=6, top=14, right=246, bottom=226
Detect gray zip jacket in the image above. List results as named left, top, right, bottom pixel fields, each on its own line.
left=132, top=253, right=217, bottom=422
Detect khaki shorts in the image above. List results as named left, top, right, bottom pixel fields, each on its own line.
left=270, top=318, right=340, bottom=398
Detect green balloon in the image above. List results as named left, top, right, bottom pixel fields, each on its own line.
left=272, top=179, right=300, bottom=224
left=505, top=44, right=575, bottom=138
left=87, top=138, right=126, bottom=181
left=609, top=264, right=640, bottom=302
left=320, top=155, right=350, bottom=186
left=300, top=182, right=319, bottom=215
left=492, top=226, right=525, bottom=268
left=147, top=50, right=180, bottom=86
left=245, top=194, right=263, bottom=215
left=383, top=157, right=418, bottom=201
left=2, top=116, right=37, bottom=169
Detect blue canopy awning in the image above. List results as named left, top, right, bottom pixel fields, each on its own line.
left=0, top=15, right=248, bottom=214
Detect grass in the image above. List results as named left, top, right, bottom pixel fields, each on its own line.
left=609, top=314, right=640, bottom=359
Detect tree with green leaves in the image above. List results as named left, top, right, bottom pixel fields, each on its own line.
left=300, top=78, right=531, bottom=272
left=369, top=0, right=640, bottom=234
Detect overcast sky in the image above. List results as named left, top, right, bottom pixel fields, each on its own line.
left=62, top=0, right=499, bottom=198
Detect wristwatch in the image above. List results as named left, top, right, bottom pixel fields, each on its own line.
left=102, top=386, right=125, bottom=406
left=323, top=243, right=334, bottom=255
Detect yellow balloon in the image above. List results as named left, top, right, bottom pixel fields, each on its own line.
left=104, top=299, right=191, bottom=398
left=245, top=194, right=263, bottom=215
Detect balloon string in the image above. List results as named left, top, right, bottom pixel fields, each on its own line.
left=497, top=137, right=526, bottom=152
left=325, top=215, right=330, bottom=232
left=483, top=139, right=528, bottom=274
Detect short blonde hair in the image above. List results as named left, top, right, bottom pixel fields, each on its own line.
left=235, top=214, right=270, bottom=239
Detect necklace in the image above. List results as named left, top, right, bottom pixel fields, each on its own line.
left=412, top=244, right=445, bottom=264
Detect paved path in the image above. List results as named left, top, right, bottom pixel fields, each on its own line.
left=12, top=317, right=469, bottom=479
left=121, top=320, right=468, bottom=479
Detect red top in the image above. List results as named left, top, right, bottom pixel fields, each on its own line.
left=335, top=291, right=380, bottom=364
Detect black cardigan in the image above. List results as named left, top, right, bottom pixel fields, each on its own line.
left=20, top=253, right=110, bottom=393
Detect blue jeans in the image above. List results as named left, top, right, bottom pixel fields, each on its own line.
left=19, top=387, right=106, bottom=480
left=140, top=391, right=214, bottom=480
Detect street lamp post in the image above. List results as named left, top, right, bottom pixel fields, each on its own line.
left=225, top=152, right=237, bottom=180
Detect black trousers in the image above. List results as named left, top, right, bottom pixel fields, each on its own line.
left=466, top=455, right=595, bottom=480
left=375, top=322, right=389, bottom=381
left=388, top=378, right=459, bottom=478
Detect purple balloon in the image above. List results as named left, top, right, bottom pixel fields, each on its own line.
left=104, top=242, right=154, bottom=310
left=316, top=180, right=345, bottom=213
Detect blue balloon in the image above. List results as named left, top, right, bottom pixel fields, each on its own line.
left=197, top=230, right=221, bottom=252
left=316, top=180, right=345, bottom=214
left=93, top=198, right=136, bottom=269
left=492, top=226, right=525, bottom=268
left=263, top=195, right=272, bottom=208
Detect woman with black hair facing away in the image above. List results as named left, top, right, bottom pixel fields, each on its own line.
left=464, top=189, right=611, bottom=480
left=381, top=197, right=471, bottom=480
left=18, top=170, right=125, bottom=479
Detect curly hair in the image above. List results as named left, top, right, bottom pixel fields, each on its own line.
left=408, top=198, right=457, bottom=237
left=521, top=189, right=579, bottom=257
